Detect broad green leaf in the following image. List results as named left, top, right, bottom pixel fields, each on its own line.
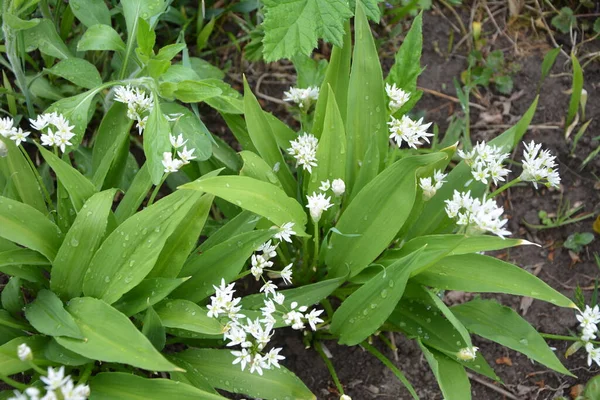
left=150, top=194, right=213, bottom=278
left=172, top=349, right=315, bottom=400
left=240, top=151, right=282, bottom=188
left=114, top=163, right=153, bottom=223
left=24, top=290, right=83, bottom=339
left=56, top=297, right=179, bottom=371
left=0, top=336, right=49, bottom=376
left=345, top=3, right=387, bottom=195
left=3, top=14, right=40, bottom=31
left=585, top=375, right=600, bottom=398
left=77, top=24, right=126, bottom=52
left=243, top=78, right=296, bottom=196
left=155, top=300, right=222, bottom=335
left=173, top=80, right=222, bottom=103
left=306, top=86, right=346, bottom=197
left=46, top=89, right=100, bottom=149
left=331, top=249, right=424, bottom=345
left=204, top=81, right=245, bottom=115
left=2, top=277, right=23, bottom=315
left=90, top=372, right=225, bottom=400
left=414, top=254, right=575, bottom=308
left=181, top=176, right=307, bottom=236
left=0, top=264, right=45, bottom=283
left=37, top=145, right=97, bottom=211
left=44, top=339, right=92, bottom=366
left=0, top=309, right=30, bottom=330
left=198, top=210, right=259, bottom=252
left=264, top=112, right=296, bottom=151
left=51, top=189, right=116, bottom=300
left=144, top=97, right=171, bottom=185
left=114, top=277, right=188, bottom=316
left=221, top=114, right=255, bottom=152
left=423, top=288, right=472, bottom=349
left=0, top=196, right=62, bottom=261
left=23, top=19, right=71, bottom=59
left=121, top=0, right=165, bottom=35
left=69, top=0, right=111, bottom=27
left=419, top=343, right=471, bottom=400
left=162, top=103, right=212, bottom=162
left=292, top=54, right=328, bottom=88
left=136, top=18, right=155, bottom=57
left=142, top=306, right=165, bottom=350
left=452, top=299, right=572, bottom=376
left=174, top=229, right=275, bottom=302
left=0, top=248, right=50, bottom=267
left=169, top=358, right=221, bottom=394
left=46, top=58, right=102, bottom=89
left=566, top=53, right=583, bottom=130
left=0, top=137, right=46, bottom=213
left=326, top=152, right=447, bottom=277
left=83, top=189, right=202, bottom=304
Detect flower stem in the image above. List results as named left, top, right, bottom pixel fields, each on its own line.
left=314, top=341, right=345, bottom=396
left=28, top=361, right=47, bottom=376
left=0, top=372, right=27, bottom=391
left=540, top=333, right=600, bottom=346
left=312, top=221, right=320, bottom=268
left=147, top=174, right=167, bottom=206
left=360, top=341, right=418, bottom=400
left=78, top=362, right=94, bottom=384
left=489, top=177, right=521, bottom=198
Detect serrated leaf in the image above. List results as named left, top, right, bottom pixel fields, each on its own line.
left=24, top=290, right=83, bottom=339
left=77, top=24, right=126, bottom=52
left=46, top=58, right=102, bottom=89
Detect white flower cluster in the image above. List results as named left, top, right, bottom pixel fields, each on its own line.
left=287, top=132, right=319, bottom=173
left=388, top=115, right=432, bottom=149
left=319, top=179, right=346, bottom=197
left=113, top=85, right=154, bottom=134
left=520, top=141, right=560, bottom=189
left=0, top=116, right=30, bottom=147
left=419, top=169, right=447, bottom=201
left=385, top=83, right=411, bottom=112
left=458, top=141, right=510, bottom=186
left=283, top=86, right=319, bottom=109
left=445, top=190, right=510, bottom=238
left=456, top=346, right=479, bottom=361
left=161, top=134, right=196, bottom=173
left=207, top=224, right=323, bottom=375
left=11, top=344, right=90, bottom=400
left=576, top=305, right=600, bottom=367
left=306, top=192, right=334, bottom=223
left=29, top=113, right=76, bottom=153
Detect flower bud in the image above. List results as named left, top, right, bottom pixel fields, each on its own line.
left=331, top=179, right=345, bottom=197
left=17, top=343, right=33, bottom=361
left=340, top=395, right=352, bottom=400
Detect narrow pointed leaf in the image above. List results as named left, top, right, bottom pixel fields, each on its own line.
left=419, top=342, right=471, bottom=400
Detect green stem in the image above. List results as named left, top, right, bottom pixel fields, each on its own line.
left=314, top=341, right=345, bottom=396
left=0, top=372, right=27, bottom=391
left=147, top=174, right=168, bottom=206
left=233, top=270, right=252, bottom=281
left=361, top=341, right=419, bottom=400
left=312, top=221, right=320, bottom=268
left=540, top=333, right=600, bottom=346
left=489, top=177, right=521, bottom=198
left=320, top=298, right=334, bottom=320
left=28, top=360, right=47, bottom=376
left=78, top=362, right=94, bottom=384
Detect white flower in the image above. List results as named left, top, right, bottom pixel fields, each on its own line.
left=284, top=302, right=308, bottom=330
left=8, top=391, right=27, bottom=400
left=273, top=292, right=286, bottom=305
left=9, top=128, right=30, bottom=146
left=457, top=346, right=479, bottom=361
left=114, top=85, right=153, bottom=121
left=224, top=325, right=250, bottom=347
left=41, top=366, right=70, bottom=391
left=17, top=343, right=32, bottom=361
left=287, top=133, right=318, bottom=173
left=263, top=347, right=285, bottom=369
left=283, top=86, right=319, bottom=109
left=249, top=354, right=265, bottom=375
left=385, top=83, right=410, bottom=112
left=251, top=254, right=273, bottom=279
left=340, top=395, right=352, bottom=400
left=257, top=240, right=278, bottom=260
left=458, top=142, right=510, bottom=186
left=419, top=169, right=447, bottom=201
left=162, top=152, right=184, bottom=173
left=388, top=115, right=433, bottom=149
left=29, top=114, right=50, bottom=131
left=41, top=391, right=57, bottom=400
left=135, top=116, right=147, bottom=135
left=306, top=192, right=333, bottom=222
left=60, top=380, right=90, bottom=400
left=169, top=133, right=187, bottom=149
left=54, top=132, right=75, bottom=153
left=260, top=281, right=278, bottom=297
left=0, top=140, right=7, bottom=158
left=331, top=178, right=345, bottom=197
left=25, top=387, right=41, bottom=400
left=520, top=141, right=560, bottom=189
left=319, top=180, right=331, bottom=191
left=232, top=348, right=252, bottom=371
left=280, top=263, right=293, bottom=285
left=586, top=342, right=600, bottom=367
left=40, top=130, right=56, bottom=148
left=577, top=305, right=600, bottom=341
left=0, top=116, right=17, bottom=137
left=305, top=308, right=324, bottom=330
left=445, top=190, right=510, bottom=238
left=177, top=146, right=196, bottom=164
left=273, top=222, right=296, bottom=243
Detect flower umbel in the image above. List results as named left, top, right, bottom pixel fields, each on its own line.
left=385, top=83, right=411, bottom=112
left=388, top=115, right=433, bottom=149
left=445, top=190, right=511, bottom=238
left=283, top=86, right=319, bottom=109
left=287, top=133, right=318, bottom=173
left=520, top=141, right=560, bottom=189
left=306, top=192, right=333, bottom=222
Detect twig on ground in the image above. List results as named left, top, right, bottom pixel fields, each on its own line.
left=467, top=373, right=520, bottom=400
left=418, top=86, right=487, bottom=111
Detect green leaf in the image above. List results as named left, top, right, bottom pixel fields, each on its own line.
left=162, top=103, right=212, bottom=162
left=155, top=299, right=222, bottom=335
left=0, top=248, right=50, bottom=267
left=172, top=349, right=315, bottom=400
left=45, top=89, right=100, bottom=149
left=540, top=47, right=561, bottom=84
left=174, top=229, right=275, bottom=302
left=0, top=336, right=49, bottom=376
left=3, top=14, right=40, bottom=31
left=121, top=0, right=165, bottom=36
left=150, top=194, right=213, bottom=278
left=306, top=86, right=346, bottom=198
left=46, top=58, right=102, bottom=89
left=142, top=306, right=165, bottom=350
left=0, top=137, right=46, bottom=214
left=326, top=152, right=447, bottom=277
left=345, top=3, right=387, bottom=196
left=414, top=254, right=575, bottom=308
left=23, top=19, right=72, bottom=59
left=452, top=299, right=573, bottom=376
left=197, top=17, right=216, bottom=52
left=44, top=339, right=92, bottom=366
left=331, top=249, right=424, bottom=345
left=566, top=53, right=583, bottom=130
left=551, top=7, right=576, bottom=34
left=242, top=77, right=296, bottom=196
left=2, top=277, right=23, bottom=315
left=181, top=176, right=307, bottom=236
left=90, top=372, right=226, bottom=400
left=24, top=290, right=83, bottom=339
left=0, top=195, right=62, bottom=261
left=77, top=24, right=126, bottom=52
left=51, top=189, right=116, bottom=300
left=69, top=0, right=111, bottom=27
left=419, top=343, right=471, bottom=400
left=56, top=297, right=179, bottom=371
left=494, top=75, right=513, bottom=95
left=144, top=97, right=172, bottom=185
left=199, top=211, right=259, bottom=252
left=292, top=54, right=328, bottom=88
left=261, top=0, right=352, bottom=61
left=585, top=375, right=600, bottom=398
left=240, top=151, right=283, bottom=187
left=114, top=163, right=153, bottom=223
left=37, top=145, right=97, bottom=211
left=350, top=0, right=383, bottom=20
left=136, top=18, right=155, bottom=57
left=83, top=189, right=202, bottom=304
left=172, top=80, right=222, bottom=103
left=113, top=277, right=188, bottom=316
left=0, top=309, right=29, bottom=330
